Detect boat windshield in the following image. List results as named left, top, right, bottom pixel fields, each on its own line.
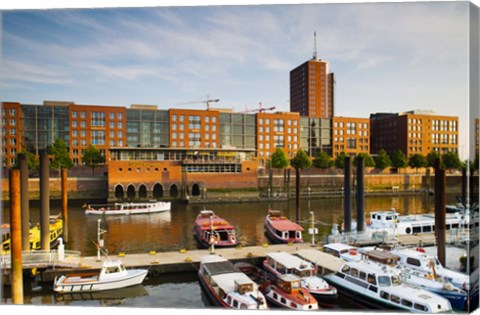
left=291, top=281, right=301, bottom=290
left=391, top=275, right=401, bottom=286
left=377, top=276, right=391, bottom=287
left=294, top=269, right=312, bottom=278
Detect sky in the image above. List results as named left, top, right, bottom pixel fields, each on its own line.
left=0, top=0, right=478, bottom=159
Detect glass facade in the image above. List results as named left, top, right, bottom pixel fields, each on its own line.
left=126, top=108, right=169, bottom=148
left=300, top=117, right=332, bottom=157
left=21, top=104, right=70, bottom=154
left=219, top=113, right=256, bottom=149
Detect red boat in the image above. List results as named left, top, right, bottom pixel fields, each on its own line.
left=235, top=262, right=318, bottom=310
left=193, top=210, right=238, bottom=248
left=264, top=209, right=303, bottom=244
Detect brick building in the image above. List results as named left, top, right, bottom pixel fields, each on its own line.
left=332, top=116, right=370, bottom=158
left=370, top=110, right=459, bottom=157
left=290, top=58, right=335, bottom=118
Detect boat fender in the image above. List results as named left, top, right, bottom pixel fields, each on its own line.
left=416, top=247, right=426, bottom=253
left=366, top=218, right=372, bottom=226
left=150, top=268, right=160, bottom=277
left=349, top=249, right=358, bottom=255
left=228, top=234, right=236, bottom=243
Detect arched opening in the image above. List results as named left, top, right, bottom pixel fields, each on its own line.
left=153, top=183, right=164, bottom=198
left=191, top=183, right=201, bottom=197
left=139, top=184, right=147, bottom=198
left=115, top=185, right=124, bottom=199
left=127, top=185, right=136, bottom=199
left=169, top=184, right=179, bottom=198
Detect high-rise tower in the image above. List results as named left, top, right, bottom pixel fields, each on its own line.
left=290, top=32, right=335, bottom=118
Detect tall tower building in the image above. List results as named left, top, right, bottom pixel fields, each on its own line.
left=290, top=32, right=335, bottom=118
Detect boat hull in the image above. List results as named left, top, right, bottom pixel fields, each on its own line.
left=197, top=272, right=231, bottom=308
left=264, top=222, right=303, bottom=244
left=85, top=202, right=171, bottom=215
left=54, top=269, right=148, bottom=293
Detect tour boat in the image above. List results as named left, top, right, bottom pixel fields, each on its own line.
left=353, top=247, right=468, bottom=311
left=323, top=259, right=452, bottom=313
left=322, top=243, right=362, bottom=262
left=342, top=208, right=478, bottom=237
left=235, top=262, right=318, bottom=310
left=197, top=255, right=268, bottom=309
left=264, top=209, right=303, bottom=244
left=193, top=210, right=238, bottom=248
left=1, top=214, right=63, bottom=254
left=390, top=247, right=470, bottom=292
left=263, top=251, right=337, bottom=305
left=84, top=201, right=171, bottom=215
left=53, top=259, right=148, bottom=293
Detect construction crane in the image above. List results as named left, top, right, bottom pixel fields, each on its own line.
left=241, top=102, right=276, bottom=113
left=176, top=96, right=220, bottom=110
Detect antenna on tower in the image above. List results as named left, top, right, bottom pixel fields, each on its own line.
left=312, top=31, right=317, bottom=60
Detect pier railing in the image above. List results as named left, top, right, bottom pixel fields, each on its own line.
left=0, top=249, right=82, bottom=270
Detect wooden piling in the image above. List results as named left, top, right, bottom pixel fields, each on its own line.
left=40, top=151, right=50, bottom=250
left=61, top=168, right=68, bottom=243
left=18, top=153, right=30, bottom=250
left=356, top=156, right=365, bottom=232
left=434, top=158, right=446, bottom=266
left=10, top=169, right=24, bottom=304
left=344, top=156, right=352, bottom=233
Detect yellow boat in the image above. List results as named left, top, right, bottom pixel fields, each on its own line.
left=1, top=214, right=64, bottom=254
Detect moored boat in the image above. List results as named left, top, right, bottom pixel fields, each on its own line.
left=263, top=251, right=337, bottom=306
left=84, top=201, right=171, bottom=215
left=193, top=210, right=238, bottom=248
left=53, top=259, right=148, bottom=293
left=1, top=214, right=64, bottom=254
left=323, top=259, right=452, bottom=313
left=235, top=262, right=318, bottom=310
left=264, top=209, right=303, bottom=244
left=342, top=208, right=478, bottom=237
left=198, top=255, right=268, bottom=309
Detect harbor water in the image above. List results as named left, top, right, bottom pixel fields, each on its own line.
left=0, top=194, right=457, bottom=310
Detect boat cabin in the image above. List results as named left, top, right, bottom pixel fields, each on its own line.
left=369, top=210, right=399, bottom=228
left=265, top=252, right=316, bottom=278
left=361, top=249, right=399, bottom=266
left=337, top=260, right=442, bottom=313
left=234, top=279, right=254, bottom=294
left=323, top=243, right=357, bottom=258
left=276, top=274, right=302, bottom=294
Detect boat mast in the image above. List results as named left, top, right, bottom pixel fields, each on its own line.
left=96, top=219, right=107, bottom=261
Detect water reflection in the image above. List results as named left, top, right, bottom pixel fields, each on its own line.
left=1, top=194, right=443, bottom=257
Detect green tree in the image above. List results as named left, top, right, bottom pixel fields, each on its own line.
left=408, top=153, right=427, bottom=173
left=391, top=150, right=408, bottom=170
left=82, top=144, right=105, bottom=176
left=313, top=151, right=334, bottom=169
left=270, top=148, right=290, bottom=195
left=13, top=150, right=39, bottom=171
left=353, top=152, right=375, bottom=168
left=290, top=149, right=312, bottom=223
left=374, top=149, right=392, bottom=171
left=334, top=151, right=349, bottom=169
left=426, top=150, right=443, bottom=168
left=442, top=151, right=462, bottom=173
left=49, top=138, right=73, bottom=174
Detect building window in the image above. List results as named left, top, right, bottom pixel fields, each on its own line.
left=118, top=112, right=123, bottom=120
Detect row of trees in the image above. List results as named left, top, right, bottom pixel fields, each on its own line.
left=271, top=148, right=479, bottom=174
left=14, top=139, right=105, bottom=175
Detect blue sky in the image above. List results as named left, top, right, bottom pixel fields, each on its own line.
left=1, top=1, right=477, bottom=158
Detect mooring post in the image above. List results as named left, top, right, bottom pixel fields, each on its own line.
left=356, top=156, right=365, bottom=232
left=434, top=158, right=446, bottom=266
left=61, top=168, right=68, bottom=243
left=344, top=156, right=352, bottom=233
left=10, top=169, right=24, bottom=304
left=39, top=151, right=50, bottom=250
left=18, top=153, right=30, bottom=250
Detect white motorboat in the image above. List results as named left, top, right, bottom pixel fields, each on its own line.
left=390, top=247, right=470, bottom=291
left=323, top=259, right=452, bottom=313
left=263, top=251, right=337, bottom=305
left=54, top=259, right=148, bottom=293
left=198, top=254, right=269, bottom=309
left=84, top=201, right=171, bottom=215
